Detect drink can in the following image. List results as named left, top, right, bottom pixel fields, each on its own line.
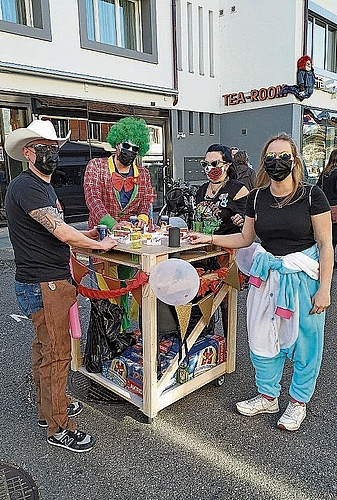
left=97, top=224, right=108, bottom=241
left=161, top=215, right=169, bottom=225
left=130, top=215, right=138, bottom=226
left=176, top=360, right=189, bottom=384
left=130, top=230, right=142, bottom=249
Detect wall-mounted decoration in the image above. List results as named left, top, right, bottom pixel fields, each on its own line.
left=278, top=55, right=315, bottom=102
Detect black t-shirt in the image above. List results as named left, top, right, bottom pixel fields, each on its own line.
left=195, top=179, right=247, bottom=235
left=246, top=184, right=330, bottom=255
left=5, top=169, right=70, bottom=283
left=317, top=169, right=337, bottom=206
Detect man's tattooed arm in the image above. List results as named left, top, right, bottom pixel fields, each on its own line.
left=29, top=207, right=65, bottom=233
left=29, top=206, right=118, bottom=251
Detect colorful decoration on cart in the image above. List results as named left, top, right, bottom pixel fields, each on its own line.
left=70, top=254, right=240, bottom=335
left=149, top=258, right=200, bottom=306
left=197, top=261, right=240, bottom=295
left=70, top=254, right=148, bottom=303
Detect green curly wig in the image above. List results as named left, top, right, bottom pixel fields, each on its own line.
left=106, top=117, right=150, bottom=157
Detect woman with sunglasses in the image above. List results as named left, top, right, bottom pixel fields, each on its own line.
left=196, top=143, right=249, bottom=234
left=195, top=143, right=249, bottom=334
left=190, top=133, right=333, bottom=431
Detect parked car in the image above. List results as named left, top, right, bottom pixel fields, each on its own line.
left=52, top=142, right=110, bottom=222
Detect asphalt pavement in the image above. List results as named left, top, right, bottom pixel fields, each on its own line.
left=0, top=225, right=336, bottom=500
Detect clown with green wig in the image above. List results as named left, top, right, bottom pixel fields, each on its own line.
left=84, top=116, right=153, bottom=231
left=84, top=116, right=154, bottom=330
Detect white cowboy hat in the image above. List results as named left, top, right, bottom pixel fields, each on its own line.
left=5, top=119, right=71, bottom=162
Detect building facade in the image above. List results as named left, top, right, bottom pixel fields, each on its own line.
left=172, top=0, right=337, bottom=181
left=1, top=0, right=337, bottom=221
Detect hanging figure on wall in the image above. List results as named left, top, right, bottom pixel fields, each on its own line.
left=278, top=55, right=316, bottom=102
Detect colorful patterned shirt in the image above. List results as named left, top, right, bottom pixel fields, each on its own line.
left=83, top=156, right=153, bottom=229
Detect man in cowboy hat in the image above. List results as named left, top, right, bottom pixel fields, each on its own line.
left=5, top=119, right=117, bottom=453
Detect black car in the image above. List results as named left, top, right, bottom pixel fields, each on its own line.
left=52, top=142, right=110, bottom=222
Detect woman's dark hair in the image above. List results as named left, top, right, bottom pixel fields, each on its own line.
left=322, top=149, right=337, bottom=175
left=205, top=143, right=237, bottom=179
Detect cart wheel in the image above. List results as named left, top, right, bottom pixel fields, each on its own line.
left=214, top=375, right=225, bottom=387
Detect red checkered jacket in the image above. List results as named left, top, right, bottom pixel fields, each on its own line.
left=83, top=156, right=153, bottom=229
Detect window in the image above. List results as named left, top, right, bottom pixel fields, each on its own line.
left=0, top=0, right=51, bottom=39
left=199, top=112, right=204, bottom=135
left=88, top=121, right=101, bottom=141
left=176, top=0, right=182, bottom=71
left=78, top=0, right=158, bottom=63
left=189, top=111, right=194, bottom=134
left=51, top=119, right=70, bottom=138
left=308, top=12, right=337, bottom=73
left=209, top=113, right=214, bottom=135
left=177, top=110, right=183, bottom=134
left=198, top=6, right=204, bottom=75
left=187, top=2, right=193, bottom=73
left=208, top=10, right=214, bottom=77
left=86, top=0, right=139, bottom=50
left=302, top=107, right=337, bottom=179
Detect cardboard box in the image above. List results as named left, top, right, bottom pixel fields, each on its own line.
left=101, top=333, right=227, bottom=396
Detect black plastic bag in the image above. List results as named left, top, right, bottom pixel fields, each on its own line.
left=84, top=299, right=135, bottom=373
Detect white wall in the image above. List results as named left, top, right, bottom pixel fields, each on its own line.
left=1, top=0, right=175, bottom=105
left=219, top=0, right=302, bottom=112
left=174, top=0, right=221, bottom=113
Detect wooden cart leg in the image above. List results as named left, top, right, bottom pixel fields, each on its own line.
left=141, top=254, right=161, bottom=420
left=226, top=284, right=238, bottom=373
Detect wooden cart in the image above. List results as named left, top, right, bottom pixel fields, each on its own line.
left=72, top=241, right=238, bottom=421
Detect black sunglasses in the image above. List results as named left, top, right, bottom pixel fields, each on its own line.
left=200, top=159, right=225, bottom=169
left=264, top=151, right=292, bottom=163
left=28, top=144, right=59, bottom=154
left=122, top=142, right=140, bottom=153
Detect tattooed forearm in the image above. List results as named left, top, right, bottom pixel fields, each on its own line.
left=29, top=207, right=65, bottom=233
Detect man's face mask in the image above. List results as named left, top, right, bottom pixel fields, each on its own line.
left=28, top=144, right=60, bottom=175
left=117, top=142, right=139, bottom=166
left=263, top=151, right=293, bottom=182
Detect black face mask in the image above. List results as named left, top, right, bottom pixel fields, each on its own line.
left=118, top=148, right=137, bottom=166
left=34, top=150, right=60, bottom=175
left=264, top=158, right=293, bottom=182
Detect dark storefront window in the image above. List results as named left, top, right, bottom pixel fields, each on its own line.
left=302, top=107, right=337, bottom=181
left=0, top=107, right=29, bottom=223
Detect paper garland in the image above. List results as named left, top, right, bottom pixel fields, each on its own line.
left=197, top=293, right=215, bottom=326
left=175, top=304, right=193, bottom=340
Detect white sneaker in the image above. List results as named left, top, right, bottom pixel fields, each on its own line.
left=236, top=394, right=279, bottom=416
left=277, top=401, right=306, bottom=431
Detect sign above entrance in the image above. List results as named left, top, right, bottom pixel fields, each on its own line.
left=222, top=85, right=287, bottom=106
left=315, top=74, right=337, bottom=98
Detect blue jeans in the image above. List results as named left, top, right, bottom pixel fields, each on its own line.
left=14, top=281, right=43, bottom=317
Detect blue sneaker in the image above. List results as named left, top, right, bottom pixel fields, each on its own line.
left=38, top=401, right=83, bottom=428
left=47, top=428, right=95, bottom=453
